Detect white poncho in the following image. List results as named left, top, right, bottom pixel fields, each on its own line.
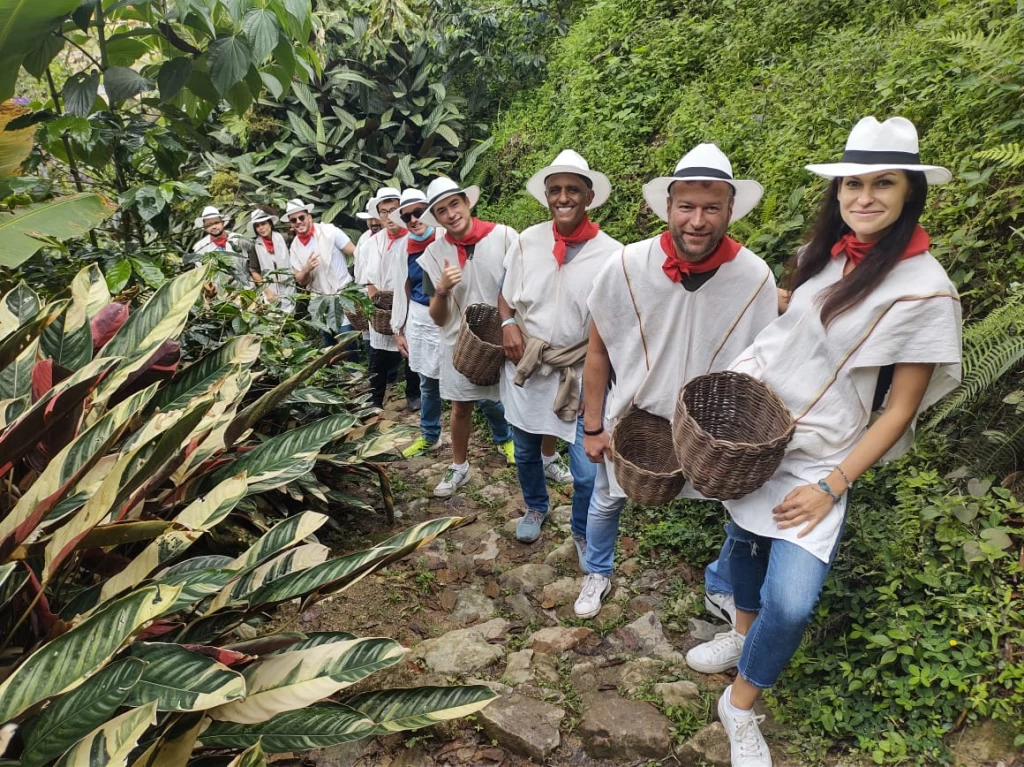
left=364, top=230, right=407, bottom=353
left=588, top=235, right=779, bottom=499
left=726, top=252, right=962, bottom=561
left=253, top=232, right=294, bottom=311
left=500, top=223, right=622, bottom=442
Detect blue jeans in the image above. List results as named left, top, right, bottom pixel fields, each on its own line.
left=476, top=399, right=512, bottom=444
left=582, top=463, right=627, bottom=577
left=729, top=518, right=844, bottom=689
left=511, top=419, right=596, bottom=539
left=419, top=374, right=442, bottom=443
left=322, top=321, right=354, bottom=348
left=705, top=527, right=734, bottom=596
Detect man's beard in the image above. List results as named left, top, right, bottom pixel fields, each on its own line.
left=670, top=227, right=725, bottom=262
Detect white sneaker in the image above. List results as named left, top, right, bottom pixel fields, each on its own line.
left=574, top=573, right=611, bottom=618
left=543, top=458, right=573, bottom=485
left=433, top=465, right=470, bottom=498
left=705, top=592, right=737, bottom=626
left=717, top=686, right=772, bottom=766
left=686, top=629, right=745, bottom=673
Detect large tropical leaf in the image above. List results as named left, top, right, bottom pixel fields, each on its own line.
left=0, top=584, right=181, bottom=721
left=153, top=335, right=260, bottom=412
left=127, top=714, right=204, bottom=767
left=0, top=281, right=39, bottom=338
left=93, top=267, right=207, bottom=402
left=98, top=474, right=248, bottom=601
left=0, top=0, right=81, bottom=102
left=0, top=194, right=117, bottom=268
left=197, top=703, right=374, bottom=752
left=210, top=412, right=358, bottom=495
left=53, top=701, right=157, bottom=767
left=155, top=566, right=237, bottom=614
left=247, top=516, right=460, bottom=608
left=345, top=684, right=498, bottom=733
left=207, top=543, right=330, bottom=613
left=226, top=742, right=267, bottom=767
left=19, top=658, right=145, bottom=767
left=125, top=643, right=246, bottom=711
left=0, top=298, right=65, bottom=376
left=39, top=270, right=97, bottom=371
left=170, top=371, right=252, bottom=484
left=0, top=100, right=33, bottom=176
left=0, top=282, right=40, bottom=399
left=229, top=511, right=328, bottom=571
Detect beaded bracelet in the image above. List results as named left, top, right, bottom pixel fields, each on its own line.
left=834, top=465, right=853, bottom=489
left=817, top=479, right=840, bottom=504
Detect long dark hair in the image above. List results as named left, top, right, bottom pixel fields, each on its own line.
left=787, top=171, right=929, bottom=326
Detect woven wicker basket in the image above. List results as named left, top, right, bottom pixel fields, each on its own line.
left=610, top=408, right=687, bottom=506
left=672, top=370, right=795, bottom=500
left=452, top=303, right=504, bottom=386
left=345, top=306, right=369, bottom=332
left=370, top=291, right=394, bottom=336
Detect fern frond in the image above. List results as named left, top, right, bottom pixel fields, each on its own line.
left=927, top=299, right=1024, bottom=428
left=975, top=143, right=1024, bottom=169
left=961, top=416, right=1024, bottom=478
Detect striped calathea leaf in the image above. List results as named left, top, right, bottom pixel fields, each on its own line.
left=208, top=635, right=406, bottom=724
left=206, top=543, right=330, bottom=613
left=125, top=642, right=246, bottom=711
left=229, top=510, right=329, bottom=572
left=92, top=266, right=207, bottom=403
left=198, top=703, right=374, bottom=752
left=0, top=282, right=40, bottom=400
left=53, top=701, right=157, bottom=767
left=19, top=658, right=145, bottom=767
left=226, top=741, right=268, bottom=767
left=126, top=714, right=205, bottom=767
left=39, top=264, right=110, bottom=371
left=170, top=370, right=253, bottom=484
left=345, top=684, right=499, bottom=734
left=0, top=584, right=181, bottom=722
left=152, top=334, right=260, bottom=413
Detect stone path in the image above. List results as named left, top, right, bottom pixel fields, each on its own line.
left=304, top=399, right=843, bottom=767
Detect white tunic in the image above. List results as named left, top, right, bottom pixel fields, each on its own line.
left=588, top=236, right=779, bottom=498
left=353, top=229, right=375, bottom=286
left=363, top=230, right=407, bottom=353
left=726, top=252, right=962, bottom=561
left=417, top=224, right=517, bottom=401
left=253, top=232, right=294, bottom=312
left=500, top=223, right=622, bottom=442
left=289, top=223, right=353, bottom=329
left=192, top=232, right=251, bottom=289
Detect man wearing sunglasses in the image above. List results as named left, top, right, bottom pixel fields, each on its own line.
left=364, top=188, right=421, bottom=411
left=388, top=189, right=444, bottom=456
left=286, top=198, right=356, bottom=346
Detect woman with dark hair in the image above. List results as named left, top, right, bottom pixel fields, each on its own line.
left=247, top=204, right=294, bottom=311
left=684, top=117, right=963, bottom=766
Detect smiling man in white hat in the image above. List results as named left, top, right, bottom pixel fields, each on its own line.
left=416, top=176, right=517, bottom=498
left=192, top=205, right=252, bottom=293
left=286, top=198, right=356, bottom=345
left=496, top=150, right=623, bottom=553
left=573, top=143, right=780, bottom=620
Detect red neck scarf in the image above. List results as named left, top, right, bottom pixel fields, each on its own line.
left=210, top=233, right=229, bottom=249
left=386, top=229, right=408, bottom=249
left=660, top=231, right=742, bottom=282
left=296, top=224, right=315, bottom=247
left=407, top=230, right=436, bottom=256
left=260, top=235, right=275, bottom=254
left=445, top=218, right=497, bottom=267
left=552, top=216, right=600, bottom=266
left=831, top=224, right=931, bottom=267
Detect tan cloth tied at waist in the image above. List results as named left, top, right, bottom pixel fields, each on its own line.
left=513, top=328, right=589, bottom=422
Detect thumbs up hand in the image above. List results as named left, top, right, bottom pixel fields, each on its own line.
left=438, top=258, right=462, bottom=292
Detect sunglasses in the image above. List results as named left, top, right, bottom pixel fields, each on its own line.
left=289, top=214, right=309, bottom=223
left=400, top=207, right=428, bottom=224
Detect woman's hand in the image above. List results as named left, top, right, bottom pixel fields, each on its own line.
left=503, top=322, right=524, bottom=363
left=772, top=484, right=835, bottom=537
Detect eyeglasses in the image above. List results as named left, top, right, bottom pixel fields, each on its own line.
left=400, top=207, right=428, bottom=224
left=289, top=214, right=308, bottom=223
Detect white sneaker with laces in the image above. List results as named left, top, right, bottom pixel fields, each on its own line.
left=544, top=459, right=573, bottom=485
left=686, top=629, right=745, bottom=674
left=717, top=686, right=772, bottom=766
left=573, top=573, right=611, bottom=618
left=705, top=592, right=737, bottom=626
left=433, top=464, right=470, bottom=498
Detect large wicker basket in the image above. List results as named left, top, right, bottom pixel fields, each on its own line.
left=345, top=306, right=369, bottom=332
left=672, top=370, right=795, bottom=500
left=370, top=291, right=394, bottom=336
left=610, top=408, right=687, bottom=506
left=452, top=303, right=504, bottom=386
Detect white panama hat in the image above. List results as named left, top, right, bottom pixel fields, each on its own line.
left=194, top=205, right=229, bottom=229
left=355, top=198, right=377, bottom=221
left=285, top=198, right=315, bottom=218
left=368, top=187, right=401, bottom=220
left=420, top=177, right=480, bottom=230
left=390, top=188, right=428, bottom=227
left=642, top=143, right=764, bottom=224
left=526, top=149, right=611, bottom=209
left=804, top=116, right=952, bottom=184
left=246, top=208, right=279, bottom=235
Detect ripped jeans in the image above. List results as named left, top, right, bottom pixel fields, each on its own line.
left=727, top=517, right=844, bottom=689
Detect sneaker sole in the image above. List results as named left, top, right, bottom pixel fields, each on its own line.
left=705, top=594, right=733, bottom=625
left=685, top=648, right=742, bottom=674
left=574, top=581, right=611, bottom=619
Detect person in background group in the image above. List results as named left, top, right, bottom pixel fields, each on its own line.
left=575, top=144, right=779, bottom=621
left=192, top=205, right=252, bottom=293
left=498, top=150, right=622, bottom=555
left=247, top=206, right=294, bottom=312
left=364, top=188, right=421, bottom=411
left=685, top=117, right=962, bottom=767
left=352, top=198, right=383, bottom=360
left=286, top=197, right=356, bottom=346
left=417, top=177, right=518, bottom=498
left=389, top=189, right=446, bottom=456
